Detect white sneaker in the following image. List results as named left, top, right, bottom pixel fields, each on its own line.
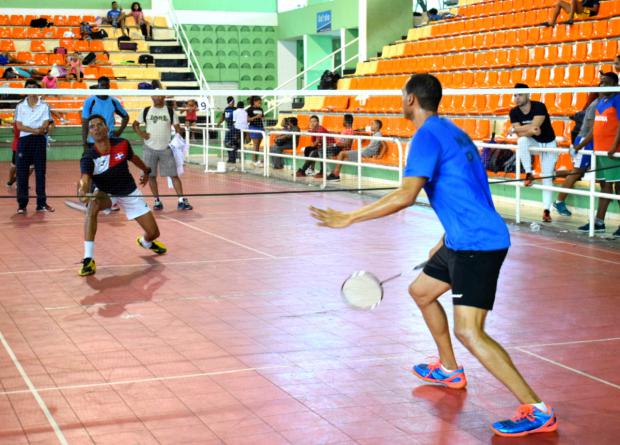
left=306, top=168, right=315, bottom=176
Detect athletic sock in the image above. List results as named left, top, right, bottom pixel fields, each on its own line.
left=84, top=241, right=94, bottom=259
left=139, top=237, right=153, bottom=248
left=596, top=218, right=604, bottom=225
left=440, top=364, right=456, bottom=373
left=532, top=402, right=548, bottom=412
left=178, top=197, right=184, bottom=203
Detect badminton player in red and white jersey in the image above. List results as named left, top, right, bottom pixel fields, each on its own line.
left=77, top=114, right=167, bottom=276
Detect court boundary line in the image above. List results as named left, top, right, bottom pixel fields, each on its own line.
left=0, top=329, right=68, bottom=444
left=512, top=337, right=620, bottom=349
left=159, top=215, right=277, bottom=258
left=515, top=347, right=620, bottom=390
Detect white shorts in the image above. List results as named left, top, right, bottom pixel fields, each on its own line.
left=111, top=189, right=151, bottom=220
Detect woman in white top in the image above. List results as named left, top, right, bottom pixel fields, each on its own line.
left=230, top=101, right=247, bottom=163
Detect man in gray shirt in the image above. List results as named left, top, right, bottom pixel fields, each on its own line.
left=326, top=119, right=386, bottom=181
left=553, top=97, right=598, bottom=216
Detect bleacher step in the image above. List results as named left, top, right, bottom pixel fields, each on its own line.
left=161, top=72, right=196, bottom=82
left=149, top=45, right=184, bottom=54
left=155, top=58, right=188, bottom=68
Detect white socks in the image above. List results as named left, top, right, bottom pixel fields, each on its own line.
left=440, top=364, right=456, bottom=373
left=84, top=241, right=94, bottom=259
left=178, top=197, right=184, bottom=203
left=139, top=237, right=152, bottom=248
left=532, top=402, right=547, bottom=411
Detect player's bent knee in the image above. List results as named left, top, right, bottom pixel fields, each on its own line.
left=453, top=324, right=483, bottom=348
left=408, top=282, right=432, bottom=308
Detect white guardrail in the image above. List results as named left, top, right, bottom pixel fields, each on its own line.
left=200, top=127, right=405, bottom=188
left=198, top=126, right=619, bottom=238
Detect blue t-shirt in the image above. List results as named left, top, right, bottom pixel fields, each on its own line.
left=404, top=116, right=510, bottom=251
left=82, top=96, right=128, bottom=142
left=107, top=9, right=122, bottom=20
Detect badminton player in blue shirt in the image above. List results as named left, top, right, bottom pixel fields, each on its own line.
left=310, top=74, right=557, bottom=438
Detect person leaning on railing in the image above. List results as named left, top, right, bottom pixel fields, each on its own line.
left=577, top=71, right=620, bottom=236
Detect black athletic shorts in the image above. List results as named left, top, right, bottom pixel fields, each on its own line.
left=423, top=245, right=508, bottom=311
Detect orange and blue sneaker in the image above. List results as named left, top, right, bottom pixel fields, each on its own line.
left=491, top=404, right=558, bottom=437
left=411, top=360, right=467, bottom=389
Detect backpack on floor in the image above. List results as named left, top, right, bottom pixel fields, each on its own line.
left=138, top=54, right=154, bottom=67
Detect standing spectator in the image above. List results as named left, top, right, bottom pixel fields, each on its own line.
left=133, top=85, right=192, bottom=211
left=231, top=101, right=247, bottom=164
left=14, top=80, right=54, bottom=213
left=246, top=96, right=265, bottom=166
left=508, top=83, right=557, bottom=223
left=553, top=97, right=598, bottom=216
left=296, top=115, right=334, bottom=177
left=272, top=117, right=300, bottom=169
left=182, top=99, right=198, bottom=141
left=82, top=76, right=129, bottom=151
left=327, top=119, right=387, bottom=181
left=543, top=0, right=599, bottom=27
left=105, top=1, right=128, bottom=36
left=216, top=96, right=236, bottom=161
left=130, top=2, right=152, bottom=40
left=578, top=72, right=620, bottom=236
left=41, top=70, right=57, bottom=89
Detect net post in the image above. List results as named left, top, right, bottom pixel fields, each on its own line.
left=357, top=136, right=362, bottom=192
left=263, top=130, right=269, bottom=177
left=589, top=151, right=597, bottom=238
left=202, top=126, right=208, bottom=173
left=240, top=129, right=246, bottom=172
left=514, top=144, right=521, bottom=224
left=292, top=133, right=298, bottom=181
left=322, top=135, right=327, bottom=188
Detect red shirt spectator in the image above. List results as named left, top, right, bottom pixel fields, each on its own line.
left=311, top=125, right=335, bottom=147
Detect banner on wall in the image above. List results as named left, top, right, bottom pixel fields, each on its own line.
left=316, top=10, right=331, bottom=33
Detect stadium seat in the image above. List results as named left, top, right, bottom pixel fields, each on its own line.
left=16, top=52, right=34, bottom=64
left=30, top=40, right=46, bottom=52
left=0, top=40, right=15, bottom=52
left=33, top=54, right=49, bottom=65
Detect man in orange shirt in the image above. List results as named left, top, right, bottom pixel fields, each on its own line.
left=579, top=72, right=620, bottom=236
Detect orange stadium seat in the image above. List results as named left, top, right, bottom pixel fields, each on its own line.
left=10, top=28, right=26, bottom=39
left=48, top=54, right=66, bottom=65
left=0, top=40, right=15, bottom=52
left=10, top=15, right=25, bottom=26
left=33, top=54, right=49, bottom=65
left=16, top=52, right=33, bottom=64
left=30, top=40, right=46, bottom=52
left=89, top=40, right=104, bottom=52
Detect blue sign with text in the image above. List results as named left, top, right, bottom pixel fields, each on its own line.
left=316, top=10, right=332, bottom=33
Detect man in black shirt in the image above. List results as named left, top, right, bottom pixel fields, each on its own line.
left=509, top=83, right=557, bottom=222
left=217, top=96, right=236, bottom=162
left=77, top=114, right=167, bottom=276
left=543, top=0, right=599, bottom=27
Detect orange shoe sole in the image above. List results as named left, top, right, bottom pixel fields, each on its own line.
left=491, top=415, right=558, bottom=437
left=411, top=368, right=467, bottom=389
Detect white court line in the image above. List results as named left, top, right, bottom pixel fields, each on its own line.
left=160, top=215, right=276, bottom=258
left=0, top=330, right=68, bottom=444
left=512, top=337, right=620, bottom=349
left=0, top=256, right=267, bottom=277
left=515, top=347, right=620, bottom=390
left=528, top=244, right=620, bottom=266
left=0, top=354, right=412, bottom=397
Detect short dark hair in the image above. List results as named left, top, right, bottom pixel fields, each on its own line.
left=602, top=72, right=619, bottom=85
left=405, top=74, right=442, bottom=112
left=151, top=79, right=163, bottom=89
left=514, top=83, right=529, bottom=89
left=24, top=79, right=40, bottom=88
left=343, top=114, right=354, bottom=125
left=289, top=117, right=298, bottom=126
left=373, top=119, right=383, bottom=129
left=98, top=76, right=110, bottom=84
left=428, top=8, right=438, bottom=14
left=226, top=96, right=234, bottom=104
left=237, top=101, right=244, bottom=108
left=87, top=114, right=107, bottom=127
left=310, top=115, right=319, bottom=122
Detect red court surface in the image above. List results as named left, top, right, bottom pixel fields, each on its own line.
left=1, top=163, right=619, bottom=444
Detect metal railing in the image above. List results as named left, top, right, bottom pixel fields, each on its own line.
left=200, top=126, right=404, bottom=188
left=475, top=140, right=620, bottom=237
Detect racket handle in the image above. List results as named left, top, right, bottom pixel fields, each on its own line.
left=379, top=273, right=402, bottom=285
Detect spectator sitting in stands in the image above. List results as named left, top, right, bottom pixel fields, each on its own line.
left=578, top=72, right=620, bottom=236
left=105, top=1, right=129, bottom=36
left=272, top=117, right=300, bottom=170
left=327, top=119, right=387, bottom=181
left=508, top=83, right=558, bottom=223
left=427, top=8, right=456, bottom=21
left=317, top=113, right=355, bottom=179
left=66, top=53, right=83, bottom=82
left=543, top=0, right=599, bottom=27
left=0, top=52, right=19, bottom=65
left=296, top=115, right=334, bottom=177
left=41, top=70, right=57, bottom=89
left=130, top=2, right=152, bottom=40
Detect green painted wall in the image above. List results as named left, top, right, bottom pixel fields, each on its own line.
left=185, top=24, right=277, bottom=89
left=277, top=0, right=358, bottom=40
left=0, top=0, right=151, bottom=7
left=367, top=0, right=411, bottom=59
left=306, top=35, right=334, bottom=89
left=172, top=0, right=276, bottom=12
